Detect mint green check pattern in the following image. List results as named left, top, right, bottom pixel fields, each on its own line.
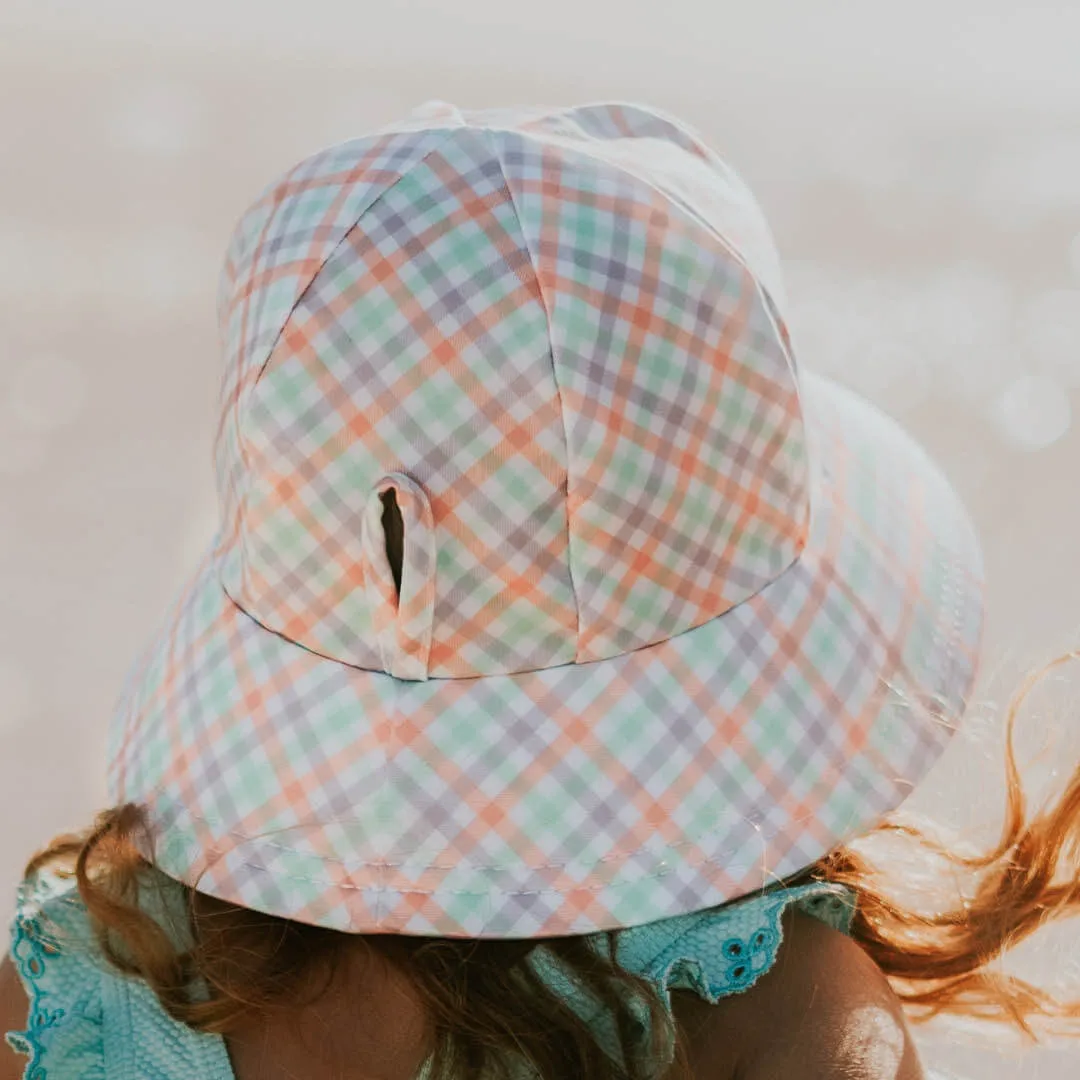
left=108, top=103, right=984, bottom=938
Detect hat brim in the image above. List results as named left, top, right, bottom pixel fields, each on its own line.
left=108, top=372, right=983, bottom=937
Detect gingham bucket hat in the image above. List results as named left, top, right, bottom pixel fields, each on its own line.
left=108, top=101, right=984, bottom=938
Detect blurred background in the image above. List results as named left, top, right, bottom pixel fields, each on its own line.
left=2, top=1, right=1080, bottom=1075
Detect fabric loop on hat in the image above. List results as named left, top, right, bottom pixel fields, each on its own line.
left=361, top=473, right=436, bottom=681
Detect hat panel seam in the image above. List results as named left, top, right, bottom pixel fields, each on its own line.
left=232, top=130, right=460, bottom=471
left=485, top=127, right=583, bottom=660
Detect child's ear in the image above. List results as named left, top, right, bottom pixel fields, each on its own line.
left=0, top=956, right=30, bottom=1080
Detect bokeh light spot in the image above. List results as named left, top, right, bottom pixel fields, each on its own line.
left=994, top=374, right=1072, bottom=452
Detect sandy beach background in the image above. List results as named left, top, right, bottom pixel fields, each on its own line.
left=2, top=2, right=1080, bottom=1075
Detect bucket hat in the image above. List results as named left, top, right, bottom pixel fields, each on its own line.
left=108, top=101, right=984, bottom=938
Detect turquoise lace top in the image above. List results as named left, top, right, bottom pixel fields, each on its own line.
left=4, top=869, right=855, bottom=1079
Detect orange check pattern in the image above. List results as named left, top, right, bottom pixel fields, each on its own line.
left=108, top=103, right=984, bottom=937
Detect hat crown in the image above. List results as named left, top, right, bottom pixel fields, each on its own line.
left=213, top=104, right=809, bottom=679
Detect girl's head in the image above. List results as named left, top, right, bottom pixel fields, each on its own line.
left=42, top=101, right=1080, bottom=1079
left=108, top=101, right=981, bottom=938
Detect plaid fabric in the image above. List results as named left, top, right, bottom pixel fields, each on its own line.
left=107, top=103, right=984, bottom=937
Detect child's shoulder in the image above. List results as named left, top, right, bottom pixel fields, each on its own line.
left=4, top=866, right=227, bottom=1080
left=0, top=954, right=30, bottom=1080
left=2, top=867, right=102, bottom=1080
left=670, top=907, right=925, bottom=1080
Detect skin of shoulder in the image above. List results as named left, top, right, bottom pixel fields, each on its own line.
left=668, top=906, right=926, bottom=1080
left=0, top=955, right=29, bottom=1080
